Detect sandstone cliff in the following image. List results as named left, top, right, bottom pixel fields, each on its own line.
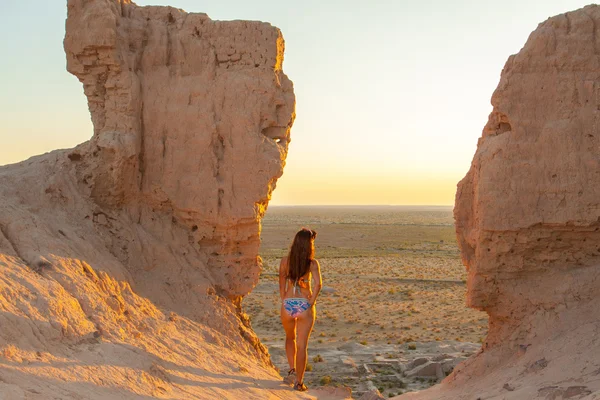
left=400, top=5, right=600, bottom=399
left=0, top=0, right=305, bottom=398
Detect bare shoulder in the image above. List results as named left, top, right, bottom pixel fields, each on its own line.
left=279, top=256, right=288, bottom=274
left=310, top=259, right=321, bottom=270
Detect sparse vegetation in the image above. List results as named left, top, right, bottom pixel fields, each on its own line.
left=243, top=207, right=488, bottom=395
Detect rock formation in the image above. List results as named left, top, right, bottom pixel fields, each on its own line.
left=0, top=0, right=308, bottom=398
left=400, top=5, right=600, bottom=399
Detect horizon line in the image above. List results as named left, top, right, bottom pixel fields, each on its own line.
left=268, top=204, right=455, bottom=207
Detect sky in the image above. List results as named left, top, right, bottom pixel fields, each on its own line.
left=0, top=0, right=592, bottom=205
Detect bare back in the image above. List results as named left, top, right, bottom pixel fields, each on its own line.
left=280, top=257, right=315, bottom=300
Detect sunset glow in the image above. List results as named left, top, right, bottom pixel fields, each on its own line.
left=0, top=0, right=591, bottom=205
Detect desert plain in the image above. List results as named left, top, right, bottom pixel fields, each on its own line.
left=244, top=206, right=488, bottom=397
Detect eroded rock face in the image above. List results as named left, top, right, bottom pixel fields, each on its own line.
left=64, top=0, right=295, bottom=299
left=399, top=5, right=600, bottom=400
left=0, top=1, right=297, bottom=398
left=455, top=4, right=600, bottom=346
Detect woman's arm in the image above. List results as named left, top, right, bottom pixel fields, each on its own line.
left=308, top=259, right=322, bottom=307
left=278, top=257, right=288, bottom=301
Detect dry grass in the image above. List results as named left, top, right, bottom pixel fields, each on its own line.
left=246, top=206, right=488, bottom=347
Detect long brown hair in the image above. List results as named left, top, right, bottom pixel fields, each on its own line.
left=287, top=228, right=317, bottom=282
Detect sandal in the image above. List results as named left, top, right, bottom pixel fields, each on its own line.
left=294, top=382, right=308, bottom=391
left=283, top=368, right=295, bottom=383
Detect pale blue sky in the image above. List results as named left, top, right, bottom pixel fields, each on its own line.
left=0, top=0, right=593, bottom=204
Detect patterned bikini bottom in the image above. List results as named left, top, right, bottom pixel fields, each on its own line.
left=283, top=298, right=310, bottom=318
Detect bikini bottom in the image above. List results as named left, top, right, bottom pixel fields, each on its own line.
left=283, top=297, right=310, bottom=318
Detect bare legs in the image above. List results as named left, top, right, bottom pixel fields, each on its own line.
left=280, top=306, right=296, bottom=371
left=295, top=306, right=315, bottom=385
left=280, top=305, right=316, bottom=386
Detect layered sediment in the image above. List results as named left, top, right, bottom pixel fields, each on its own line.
left=400, top=5, right=600, bottom=399
left=0, top=0, right=299, bottom=398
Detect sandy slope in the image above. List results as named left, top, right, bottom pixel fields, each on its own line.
left=0, top=0, right=310, bottom=397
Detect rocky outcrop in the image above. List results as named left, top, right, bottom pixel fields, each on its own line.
left=63, top=0, right=295, bottom=301
left=0, top=0, right=298, bottom=398
left=399, top=5, right=600, bottom=400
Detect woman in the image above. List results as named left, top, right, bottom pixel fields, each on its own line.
left=279, top=228, right=322, bottom=391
